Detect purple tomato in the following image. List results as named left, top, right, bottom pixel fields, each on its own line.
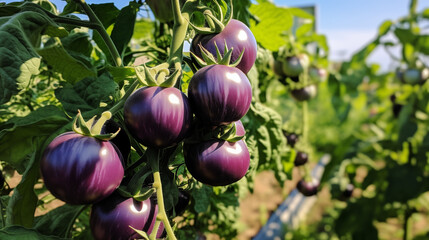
left=297, top=179, right=320, bottom=197
left=282, top=54, right=309, bottom=77
left=41, top=132, right=124, bottom=205
left=90, top=194, right=164, bottom=240
left=191, top=19, right=257, bottom=74
left=294, top=151, right=308, bottom=166
left=290, top=85, right=317, bottom=101
left=188, top=65, right=252, bottom=125
left=184, top=139, right=250, bottom=186
left=234, top=120, right=246, bottom=137
left=124, top=86, right=192, bottom=148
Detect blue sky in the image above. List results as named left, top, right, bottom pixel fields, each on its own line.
left=5, top=0, right=427, bottom=70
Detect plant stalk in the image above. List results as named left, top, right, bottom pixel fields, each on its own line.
left=149, top=149, right=177, bottom=240
left=74, top=0, right=123, bottom=67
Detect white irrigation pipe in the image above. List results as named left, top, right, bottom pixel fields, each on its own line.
left=253, top=154, right=331, bottom=240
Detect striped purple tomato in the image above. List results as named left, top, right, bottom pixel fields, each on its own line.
left=188, top=65, right=252, bottom=125
left=41, top=132, right=124, bottom=205
left=191, top=19, right=257, bottom=74
left=124, top=87, right=192, bottom=148
left=90, top=194, right=164, bottom=240
left=184, top=139, right=250, bottom=186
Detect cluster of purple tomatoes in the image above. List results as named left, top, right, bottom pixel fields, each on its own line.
left=40, top=19, right=257, bottom=239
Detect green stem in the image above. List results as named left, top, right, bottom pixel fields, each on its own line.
left=302, top=101, right=309, bottom=144
left=108, top=79, right=140, bottom=115
left=149, top=149, right=177, bottom=240
left=74, top=0, right=123, bottom=67
left=168, top=0, right=189, bottom=86
left=403, top=208, right=412, bottom=240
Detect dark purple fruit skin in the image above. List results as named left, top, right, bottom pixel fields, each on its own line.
left=41, top=132, right=124, bottom=205
left=173, top=189, right=190, bottom=216
left=124, top=87, right=192, bottom=148
left=191, top=19, right=257, bottom=74
left=283, top=131, right=299, bottom=147
left=90, top=194, right=164, bottom=240
left=282, top=54, right=309, bottom=77
left=297, top=179, right=319, bottom=197
left=294, top=151, right=308, bottom=166
left=291, top=85, right=317, bottom=102
left=184, top=139, right=250, bottom=186
left=342, top=184, right=354, bottom=198
left=188, top=65, right=252, bottom=125
left=102, top=120, right=130, bottom=163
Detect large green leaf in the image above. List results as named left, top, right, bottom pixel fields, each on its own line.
left=5, top=152, right=39, bottom=228
left=89, top=3, right=120, bottom=29
left=37, top=37, right=95, bottom=84
left=0, top=5, right=67, bottom=104
left=0, top=106, right=69, bottom=173
left=34, top=204, right=86, bottom=238
left=110, top=2, right=139, bottom=56
left=55, top=72, right=119, bottom=117
left=249, top=1, right=293, bottom=51
left=0, top=226, right=64, bottom=239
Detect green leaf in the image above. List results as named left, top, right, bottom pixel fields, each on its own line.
left=422, top=8, right=429, bottom=19
left=34, top=204, right=86, bottom=238
left=55, top=72, right=119, bottom=117
left=89, top=3, right=120, bottom=28
left=6, top=152, right=39, bottom=227
left=0, top=106, right=69, bottom=173
left=37, top=38, right=96, bottom=84
left=0, top=226, right=65, bottom=239
left=296, top=23, right=313, bottom=37
left=416, top=35, right=429, bottom=55
left=378, top=20, right=393, bottom=36
left=394, top=27, right=417, bottom=44
left=249, top=1, right=293, bottom=51
left=110, top=3, right=139, bottom=56
left=60, top=32, right=93, bottom=58
left=193, top=185, right=213, bottom=213
left=106, top=66, right=137, bottom=83
left=288, top=7, right=315, bottom=19
left=0, top=8, right=68, bottom=104
left=129, top=226, right=149, bottom=240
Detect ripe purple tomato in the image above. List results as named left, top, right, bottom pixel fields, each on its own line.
left=184, top=139, right=250, bottom=186
left=290, top=85, right=317, bottom=101
left=188, top=65, right=252, bottom=125
left=234, top=120, right=246, bottom=137
left=90, top=194, right=164, bottom=240
left=41, top=132, right=124, bottom=205
left=297, top=179, right=320, bottom=197
left=191, top=19, right=257, bottom=74
left=282, top=54, right=309, bottom=77
left=124, top=86, right=193, bottom=148
left=294, top=151, right=308, bottom=166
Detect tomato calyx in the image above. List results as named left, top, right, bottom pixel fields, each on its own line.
left=72, top=110, right=120, bottom=141
left=190, top=41, right=244, bottom=70
left=183, top=0, right=233, bottom=34
left=185, top=120, right=245, bottom=145
left=135, top=63, right=180, bottom=88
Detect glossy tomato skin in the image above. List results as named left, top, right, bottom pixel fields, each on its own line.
left=294, top=151, right=308, bottom=166
left=102, top=120, right=130, bottom=163
left=297, top=179, right=320, bottom=197
left=124, top=86, right=193, bottom=148
left=184, top=139, right=250, bottom=186
left=41, top=132, right=124, bottom=205
left=291, top=85, right=317, bottom=101
left=90, top=194, right=164, bottom=240
left=188, top=65, right=252, bottom=125
left=191, top=19, right=257, bottom=74
left=234, top=120, right=246, bottom=137
left=282, top=54, right=309, bottom=77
